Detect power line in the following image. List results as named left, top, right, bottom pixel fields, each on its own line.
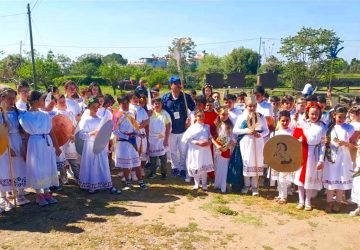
left=31, top=0, right=41, bottom=11
left=0, top=12, right=25, bottom=18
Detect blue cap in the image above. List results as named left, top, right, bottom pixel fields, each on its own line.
left=169, top=75, right=181, bottom=84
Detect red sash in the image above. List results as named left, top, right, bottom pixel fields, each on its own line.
left=293, top=127, right=308, bottom=184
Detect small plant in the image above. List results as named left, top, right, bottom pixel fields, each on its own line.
left=216, top=206, right=239, bottom=216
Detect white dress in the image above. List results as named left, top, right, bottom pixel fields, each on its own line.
left=214, top=124, right=235, bottom=192
left=228, top=107, right=242, bottom=127
left=7, top=110, right=27, bottom=189
left=66, top=98, right=82, bottom=159
left=351, top=137, right=360, bottom=204
left=19, top=111, right=59, bottom=189
left=78, top=116, right=112, bottom=190
left=113, top=111, right=141, bottom=169
left=233, top=111, right=269, bottom=177
left=294, top=121, right=325, bottom=190
left=15, top=100, right=27, bottom=111
left=148, top=110, right=171, bottom=157
left=0, top=114, right=12, bottom=192
left=129, top=104, right=149, bottom=161
left=181, top=123, right=214, bottom=177
left=323, top=124, right=354, bottom=190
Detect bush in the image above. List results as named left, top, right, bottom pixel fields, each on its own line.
left=245, top=75, right=257, bottom=88
left=53, top=75, right=107, bottom=86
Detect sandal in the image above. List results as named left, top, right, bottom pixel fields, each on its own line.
left=109, top=187, right=122, bottom=195
left=296, top=203, right=304, bottom=210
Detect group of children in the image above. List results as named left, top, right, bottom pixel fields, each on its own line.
left=0, top=79, right=359, bottom=219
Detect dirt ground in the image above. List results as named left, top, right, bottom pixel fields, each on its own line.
left=0, top=170, right=359, bottom=250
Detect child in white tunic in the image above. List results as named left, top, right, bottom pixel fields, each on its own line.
left=233, top=97, right=269, bottom=196
left=294, top=103, right=326, bottom=211
left=182, top=109, right=214, bottom=190
left=4, top=89, right=29, bottom=205
left=350, top=129, right=360, bottom=218
left=78, top=98, right=121, bottom=194
left=147, top=97, right=171, bottom=179
left=212, top=107, right=235, bottom=193
left=113, top=94, right=147, bottom=190
left=19, top=91, right=61, bottom=207
left=322, top=106, right=356, bottom=213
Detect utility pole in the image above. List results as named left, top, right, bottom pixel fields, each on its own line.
left=257, top=36, right=262, bottom=74
left=27, top=3, right=37, bottom=90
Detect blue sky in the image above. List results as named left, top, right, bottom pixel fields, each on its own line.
left=1, top=0, right=359, bottom=62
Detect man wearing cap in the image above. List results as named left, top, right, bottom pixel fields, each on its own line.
left=162, top=75, right=195, bottom=178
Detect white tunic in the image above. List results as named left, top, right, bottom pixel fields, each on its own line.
left=257, top=101, right=273, bottom=117
left=228, top=107, right=242, bottom=127
left=15, top=100, right=27, bottom=111
left=294, top=121, right=325, bottom=190
left=323, top=124, right=354, bottom=190
left=148, top=110, right=171, bottom=157
left=78, top=116, right=112, bottom=190
left=19, top=111, right=59, bottom=189
left=182, top=123, right=214, bottom=177
left=113, top=111, right=141, bottom=169
left=129, top=104, right=149, bottom=161
left=233, top=111, right=269, bottom=177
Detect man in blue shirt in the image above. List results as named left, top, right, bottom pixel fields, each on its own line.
left=162, top=75, right=195, bottom=178
left=135, top=79, right=148, bottom=97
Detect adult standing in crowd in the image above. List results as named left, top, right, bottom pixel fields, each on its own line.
left=161, top=75, right=195, bottom=178
left=135, top=79, right=148, bottom=96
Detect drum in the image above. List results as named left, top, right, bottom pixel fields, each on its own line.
left=93, top=120, right=113, bottom=154
left=264, top=135, right=303, bottom=172
left=52, top=114, right=74, bottom=147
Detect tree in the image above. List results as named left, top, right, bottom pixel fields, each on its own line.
left=223, top=47, right=259, bottom=74
left=0, top=54, right=24, bottom=80
left=168, top=37, right=197, bottom=82
left=347, top=58, right=360, bottom=73
left=56, top=54, right=72, bottom=75
left=259, top=55, right=283, bottom=74
left=279, top=27, right=343, bottom=88
left=103, top=53, right=128, bottom=65
left=146, top=68, right=171, bottom=88
left=71, top=53, right=103, bottom=77
left=196, top=54, right=224, bottom=83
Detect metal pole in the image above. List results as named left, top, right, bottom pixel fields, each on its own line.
left=257, top=37, right=262, bottom=74
left=27, top=3, right=37, bottom=90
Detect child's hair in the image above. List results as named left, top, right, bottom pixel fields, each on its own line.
left=47, top=85, right=58, bottom=94
left=305, top=95, right=317, bottom=103
left=317, top=95, right=327, bottom=105
left=89, top=81, right=102, bottom=95
left=80, top=87, right=91, bottom=97
left=264, top=92, right=269, bottom=99
left=270, top=96, right=280, bottom=102
left=206, top=97, right=215, bottom=104
left=349, top=105, right=359, bottom=114
left=305, top=102, right=323, bottom=122
left=103, top=94, right=115, bottom=106
left=55, top=94, right=66, bottom=103
left=215, top=107, right=233, bottom=135
left=17, top=80, right=29, bottom=91
left=195, top=95, right=207, bottom=105
left=64, top=80, right=77, bottom=90
left=96, top=94, right=104, bottom=99
left=282, top=95, right=294, bottom=104
left=194, top=108, right=204, bottom=116
left=190, top=89, right=197, bottom=95
left=117, top=93, right=130, bottom=104
left=128, top=91, right=141, bottom=99
left=212, top=91, right=220, bottom=97
left=279, top=110, right=291, bottom=119
left=237, top=92, right=247, bottom=98
left=223, top=94, right=236, bottom=101
left=202, top=84, right=213, bottom=96
left=151, top=97, right=162, bottom=105
left=28, top=90, right=44, bottom=106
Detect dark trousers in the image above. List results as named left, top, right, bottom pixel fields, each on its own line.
left=150, top=154, right=167, bottom=175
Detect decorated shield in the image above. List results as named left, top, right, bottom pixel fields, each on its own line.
left=52, top=114, right=74, bottom=147
left=75, top=131, right=84, bottom=155
left=93, top=120, right=113, bottom=154
left=0, top=124, right=9, bottom=156
left=264, top=135, right=303, bottom=172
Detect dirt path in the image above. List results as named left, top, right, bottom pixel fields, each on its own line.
left=0, top=175, right=359, bottom=250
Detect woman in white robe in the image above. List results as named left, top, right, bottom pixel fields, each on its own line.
left=182, top=109, right=214, bottom=190
left=19, top=91, right=61, bottom=206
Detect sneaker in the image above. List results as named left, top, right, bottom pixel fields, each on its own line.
left=179, top=170, right=186, bottom=178
left=172, top=169, right=179, bottom=177
left=349, top=208, right=360, bottom=217
left=36, top=194, right=49, bottom=207
left=44, top=193, right=58, bottom=204
left=304, top=205, right=313, bottom=211
left=16, top=196, right=30, bottom=206
left=109, top=187, right=122, bottom=195
left=139, top=182, right=148, bottom=190
left=241, top=187, right=249, bottom=194
left=252, top=188, right=259, bottom=196
left=185, top=177, right=191, bottom=183
left=192, top=185, right=199, bottom=190
left=296, top=203, right=305, bottom=210
left=160, top=174, right=167, bottom=180
left=147, top=173, right=156, bottom=179
left=0, top=198, right=15, bottom=211
left=278, top=198, right=287, bottom=204
left=124, top=181, right=132, bottom=190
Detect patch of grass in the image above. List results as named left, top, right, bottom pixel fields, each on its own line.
left=186, top=193, right=194, bottom=201
left=213, top=194, right=229, bottom=204
left=288, top=247, right=300, bottom=250
left=308, top=221, right=319, bottom=228
left=233, top=213, right=264, bottom=226
left=178, top=222, right=198, bottom=232
left=263, top=246, right=274, bottom=250
left=216, top=205, right=239, bottom=216
left=168, top=207, right=176, bottom=214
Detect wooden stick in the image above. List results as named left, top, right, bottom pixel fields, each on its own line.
left=7, top=147, right=17, bottom=206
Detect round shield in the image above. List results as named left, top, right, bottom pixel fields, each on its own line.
left=0, top=124, right=9, bottom=156
left=264, top=135, right=303, bottom=172
left=75, top=131, right=84, bottom=155
left=52, top=114, right=74, bottom=147
left=93, top=120, right=113, bottom=154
